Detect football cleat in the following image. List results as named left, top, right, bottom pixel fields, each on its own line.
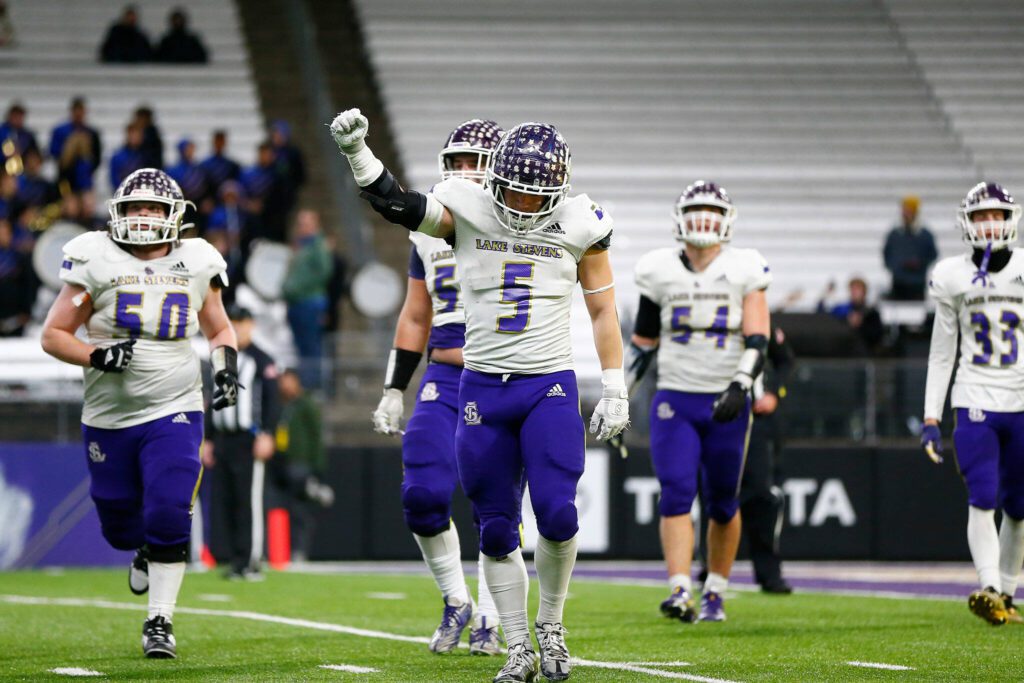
left=493, top=642, right=539, bottom=683
left=141, top=616, right=176, bottom=659
left=128, top=548, right=149, bottom=595
left=761, top=579, right=794, bottom=595
left=535, top=622, right=571, bottom=681
left=1001, top=594, right=1023, bottom=624
left=470, top=615, right=505, bottom=656
left=660, top=586, right=697, bottom=623
left=968, top=587, right=1007, bottom=626
left=698, top=591, right=727, bottom=622
left=428, top=594, right=474, bottom=653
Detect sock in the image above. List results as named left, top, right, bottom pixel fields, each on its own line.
left=968, top=506, right=1001, bottom=590
left=476, top=551, right=499, bottom=623
left=413, top=526, right=469, bottom=605
left=535, top=535, right=579, bottom=625
left=483, top=548, right=530, bottom=648
left=668, top=573, right=692, bottom=594
left=704, top=572, right=729, bottom=595
left=999, top=514, right=1024, bottom=598
left=148, top=561, right=186, bottom=620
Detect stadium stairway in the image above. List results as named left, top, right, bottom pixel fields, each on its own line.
left=0, top=0, right=265, bottom=196
left=353, top=0, right=982, bottom=379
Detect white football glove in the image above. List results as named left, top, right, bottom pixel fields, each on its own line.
left=372, top=387, right=404, bottom=435
left=590, top=370, right=629, bottom=441
left=330, top=108, right=369, bottom=155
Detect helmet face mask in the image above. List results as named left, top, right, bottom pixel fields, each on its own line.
left=673, top=181, right=737, bottom=247
left=108, top=168, right=190, bottom=246
left=486, top=122, right=571, bottom=237
left=438, top=119, right=504, bottom=183
left=957, top=181, right=1022, bottom=250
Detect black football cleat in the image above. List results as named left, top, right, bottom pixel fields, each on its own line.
left=142, top=615, right=177, bottom=658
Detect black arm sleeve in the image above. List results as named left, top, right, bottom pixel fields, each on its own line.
left=358, top=168, right=427, bottom=231
left=633, top=295, right=661, bottom=338
left=765, top=327, right=796, bottom=396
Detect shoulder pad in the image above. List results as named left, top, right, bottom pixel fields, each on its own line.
left=62, top=231, right=111, bottom=263
left=177, top=237, right=228, bottom=279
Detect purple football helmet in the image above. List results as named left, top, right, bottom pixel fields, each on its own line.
left=108, top=168, right=191, bottom=245
left=486, top=122, right=571, bottom=236
left=438, top=119, right=504, bottom=183
left=957, top=181, right=1021, bottom=249
left=672, top=180, right=737, bottom=246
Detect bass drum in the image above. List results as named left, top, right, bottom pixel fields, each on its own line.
left=245, top=239, right=293, bottom=300
left=32, top=222, right=87, bottom=290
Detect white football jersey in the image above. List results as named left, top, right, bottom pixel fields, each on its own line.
left=60, top=231, right=227, bottom=428
left=635, top=246, right=772, bottom=393
left=409, top=231, right=464, bottom=328
left=430, top=178, right=612, bottom=374
left=924, top=251, right=1024, bottom=417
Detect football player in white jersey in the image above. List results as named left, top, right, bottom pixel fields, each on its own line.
left=627, top=181, right=771, bottom=623
left=332, top=109, right=628, bottom=683
left=371, top=119, right=507, bottom=655
left=40, top=168, right=240, bottom=658
left=922, top=181, right=1024, bottom=626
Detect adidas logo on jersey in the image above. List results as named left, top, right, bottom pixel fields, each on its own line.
left=170, top=261, right=189, bottom=274
left=541, top=223, right=565, bottom=235
left=546, top=384, right=567, bottom=398
left=172, top=413, right=191, bottom=424
left=1013, top=275, right=1024, bottom=288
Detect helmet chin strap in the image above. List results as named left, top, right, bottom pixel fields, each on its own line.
left=972, top=241, right=994, bottom=287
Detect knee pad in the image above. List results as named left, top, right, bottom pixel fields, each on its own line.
left=707, top=496, right=740, bottom=524
left=479, top=515, right=519, bottom=558
left=402, top=484, right=452, bottom=536
left=533, top=500, right=578, bottom=543
left=143, top=501, right=193, bottom=547
left=968, top=488, right=998, bottom=511
left=93, top=497, right=144, bottom=550
left=658, top=481, right=697, bottom=518
left=148, top=541, right=188, bottom=563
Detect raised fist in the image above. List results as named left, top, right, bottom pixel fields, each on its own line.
left=330, top=108, right=369, bottom=154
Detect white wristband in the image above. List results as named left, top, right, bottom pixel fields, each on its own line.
left=346, top=144, right=385, bottom=187
left=582, top=281, right=614, bottom=295
left=602, top=368, right=627, bottom=398
left=418, top=194, right=446, bottom=237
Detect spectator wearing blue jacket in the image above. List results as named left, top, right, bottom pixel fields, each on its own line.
left=15, top=149, right=58, bottom=208
left=109, top=123, right=147, bottom=191
left=199, top=130, right=241, bottom=198
left=241, top=141, right=288, bottom=244
left=0, top=103, right=39, bottom=163
left=49, top=97, right=102, bottom=195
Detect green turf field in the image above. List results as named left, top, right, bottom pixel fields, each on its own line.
left=0, top=569, right=1019, bottom=681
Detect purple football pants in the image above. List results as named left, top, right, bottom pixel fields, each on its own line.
left=456, top=369, right=584, bottom=557
left=401, top=362, right=462, bottom=536
left=649, top=390, right=751, bottom=522
left=954, top=408, right=1024, bottom=518
left=82, top=411, right=204, bottom=551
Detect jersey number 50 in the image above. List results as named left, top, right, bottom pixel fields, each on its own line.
left=115, top=291, right=190, bottom=339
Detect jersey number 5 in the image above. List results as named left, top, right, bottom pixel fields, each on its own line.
left=115, top=291, right=190, bottom=339
left=496, top=262, right=534, bottom=334
left=434, top=265, right=458, bottom=313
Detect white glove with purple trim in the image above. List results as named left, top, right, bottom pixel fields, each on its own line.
left=590, top=369, right=630, bottom=441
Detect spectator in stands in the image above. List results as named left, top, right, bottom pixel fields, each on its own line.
left=155, top=7, right=208, bottom=64
left=132, top=106, right=164, bottom=169
left=241, top=141, right=288, bottom=244
left=109, top=124, right=147, bottom=191
left=203, top=226, right=242, bottom=306
left=0, top=0, right=16, bottom=48
left=99, top=5, right=153, bottom=63
left=271, top=368, right=332, bottom=562
left=269, top=121, right=306, bottom=217
left=15, top=148, right=58, bottom=209
left=282, top=210, right=333, bottom=389
left=49, top=97, right=102, bottom=221
left=199, top=130, right=241, bottom=196
left=818, top=277, right=884, bottom=354
left=0, top=170, right=16, bottom=220
left=166, top=137, right=209, bottom=228
left=883, top=195, right=937, bottom=300
left=0, top=217, right=38, bottom=337
left=207, top=180, right=247, bottom=256
left=0, top=103, right=39, bottom=163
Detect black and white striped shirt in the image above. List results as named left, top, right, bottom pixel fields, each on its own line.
left=207, top=343, right=280, bottom=434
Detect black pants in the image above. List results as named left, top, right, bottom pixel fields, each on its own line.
left=738, top=417, right=786, bottom=586
left=209, top=431, right=261, bottom=572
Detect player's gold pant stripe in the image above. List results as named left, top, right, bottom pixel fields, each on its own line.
left=190, top=458, right=204, bottom=513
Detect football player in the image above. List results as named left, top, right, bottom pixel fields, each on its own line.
left=40, top=168, right=239, bottom=658
left=371, top=119, right=506, bottom=656
left=922, top=181, right=1024, bottom=626
left=627, top=181, right=771, bottom=623
left=332, top=109, right=628, bottom=682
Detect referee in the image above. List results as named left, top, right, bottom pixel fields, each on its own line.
left=202, top=304, right=280, bottom=579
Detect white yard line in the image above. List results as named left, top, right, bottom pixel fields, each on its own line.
left=847, top=661, right=915, bottom=671
left=320, top=664, right=380, bottom=673
left=365, top=592, right=407, bottom=600
left=48, top=668, right=105, bottom=677
left=3, top=594, right=740, bottom=682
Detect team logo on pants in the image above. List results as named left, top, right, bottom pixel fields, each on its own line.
left=657, top=402, right=676, bottom=420
left=88, top=441, right=106, bottom=463
left=421, top=382, right=439, bottom=402
left=464, top=402, right=482, bottom=425
left=969, top=407, right=986, bottom=423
